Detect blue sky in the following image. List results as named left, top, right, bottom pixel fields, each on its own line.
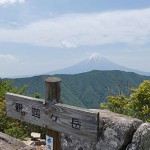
left=0, top=0, right=150, bottom=77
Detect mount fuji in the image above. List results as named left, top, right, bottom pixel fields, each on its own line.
left=49, top=54, right=150, bottom=76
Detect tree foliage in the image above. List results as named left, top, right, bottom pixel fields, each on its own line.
left=12, top=70, right=150, bottom=109
left=101, top=80, right=150, bottom=122
left=0, top=80, right=28, bottom=139
left=0, top=79, right=45, bottom=140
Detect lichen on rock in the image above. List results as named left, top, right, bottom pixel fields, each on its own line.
left=127, top=123, right=150, bottom=150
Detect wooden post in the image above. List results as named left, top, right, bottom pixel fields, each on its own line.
left=45, top=77, right=61, bottom=150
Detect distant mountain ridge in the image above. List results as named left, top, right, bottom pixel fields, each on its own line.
left=11, top=70, right=150, bottom=109
left=49, top=54, right=150, bottom=76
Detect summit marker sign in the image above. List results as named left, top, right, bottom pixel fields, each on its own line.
left=6, top=77, right=99, bottom=146
left=6, top=93, right=99, bottom=142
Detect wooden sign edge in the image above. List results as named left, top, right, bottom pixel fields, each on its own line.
left=6, top=92, right=100, bottom=142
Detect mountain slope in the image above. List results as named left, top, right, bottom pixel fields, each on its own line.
left=49, top=54, right=150, bottom=76
left=10, top=70, right=150, bottom=109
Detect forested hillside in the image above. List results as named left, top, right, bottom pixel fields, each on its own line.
left=9, top=70, right=150, bottom=108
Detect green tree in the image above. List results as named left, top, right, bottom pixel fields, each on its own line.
left=0, top=79, right=45, bottom=139
left=130, top=80, right=150, bottom=121
left=0, top=80, right=28, bottom=139
left=101, top=80, right=150, bottom=122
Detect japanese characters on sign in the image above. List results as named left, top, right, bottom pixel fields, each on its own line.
left=15, top=103, right=82, bottom=130
left=15, top=103, right=23, bottom=113
left=50, top=114, right=58, bottom=122
left=71, top=118, right=81, bottom=130
left=32, top=107, right=40, bottom=118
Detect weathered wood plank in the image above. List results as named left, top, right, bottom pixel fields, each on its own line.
left=6, top=93, right=99, bottom=142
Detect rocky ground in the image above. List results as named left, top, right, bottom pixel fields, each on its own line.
left=61, top=110, right=150, bottom=150
left=0, top=132, right=45, bottom=150
left=0, top=110, right=150, bottom=150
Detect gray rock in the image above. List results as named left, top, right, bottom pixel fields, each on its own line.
left=127, top=123, right=150, bottom=150
left=34, top=139, right=46, bottom=146
left=95, top=110, right=143, bottom=150
left=61, top=133, right=96, bottom=150
left=31, top=132, right=41, bottom=140
left=20, top=146, right=36, bottom=150
left=0, top=132, right=34, bottom=150
left=61, top=110, right=143, bottom=150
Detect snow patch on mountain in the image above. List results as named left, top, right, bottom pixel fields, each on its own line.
left=88, top=53, right=107, bottom=62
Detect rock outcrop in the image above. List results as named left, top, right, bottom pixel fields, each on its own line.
left=61, top=110, right=145, bottom=150
left=1, top=110, right=150, bottom=150
left=127, top=123, right=150, bottom=150
left=0, top=132, right=34, bottom=150
left=0, top=132, right=46, bottom=150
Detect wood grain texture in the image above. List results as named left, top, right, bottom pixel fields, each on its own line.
left=45, top=77, right=61, bottom=104
left=45, top=77, right=61, bottom=150
left=6, top=93, right=99, bottom=142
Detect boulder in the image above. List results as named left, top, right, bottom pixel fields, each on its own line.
left=31, top=132, right=41, bottom=140
left=0, top=132, right=35, bottom=150
left=61, top=133, right=95, bottom=150
left=61, top=110, right=143, bottom=150
left=127, top=123, right=150, bottom=150
left=95, top=110, right=143, bottom=150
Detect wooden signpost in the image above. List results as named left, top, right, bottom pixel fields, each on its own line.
left=6, top=77, right=99, bottom=150
left=45, top=77, right=61, bottom=150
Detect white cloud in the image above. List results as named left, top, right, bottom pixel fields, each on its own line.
left=0, top=0, right=25, bottom=6
left=0, top=54, right=18, bottom=62
left=61, top=40, right=77, bottom=48
left=0, top=8, right=150, bottom=47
